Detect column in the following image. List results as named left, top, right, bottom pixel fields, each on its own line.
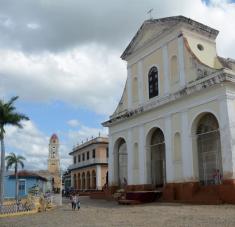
left=181, top=110, right=194, bottom=180
left=127, top=67, right=132, bottom=109
left=165, top=115, right=173, bottom=182
left=96, top=165, right=102, bottom=190
left=137, top=60, right=144, bottom=104
left=219, top=96, right=235, bottom=178
left=127, top=129, right=133, bottom=184
left=178, top=36, right=186, bottom=87
left=163, top=45, right=170, bottom=95
left=138, top=124, right=147, bottom=184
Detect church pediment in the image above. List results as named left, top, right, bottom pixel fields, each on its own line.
left=121, top=16, right=219, bottom=60
left=131, top=21, right=177, bottom=53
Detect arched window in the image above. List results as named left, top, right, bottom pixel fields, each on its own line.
left=92, top=170, right=96, bottom=189
left=86, top=172, right=91, bottom=189
left=148, top=66, right=159, bottom=99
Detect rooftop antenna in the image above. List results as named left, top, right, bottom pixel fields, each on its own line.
left=147, top=8, right=154, bottom=20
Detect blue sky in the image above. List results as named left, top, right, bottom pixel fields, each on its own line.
left=0, top=0, right=235, bottom=170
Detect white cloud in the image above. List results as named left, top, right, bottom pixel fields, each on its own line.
left=67, top=119, right=80, bottom=128
left=27, top=23, right=40, bottom=30
left=0, top=44, right=126, bottom=115
left=4, top=120, right=107, bottom=171
left=5, top=121, right=49, bottom=170
left=67, top=125, right=108, bottom=148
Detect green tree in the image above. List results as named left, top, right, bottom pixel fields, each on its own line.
left=5, top=153, right=26, bottom=202
left=0, top=96, right=29, bottom=205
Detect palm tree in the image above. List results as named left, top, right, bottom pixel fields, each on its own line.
left=5, top=153, right=25, bottom=202
left=0, top=96, right=29, bottom=205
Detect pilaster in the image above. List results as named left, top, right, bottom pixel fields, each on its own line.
left=178, top=36, right=186, bottom=87
left=127, top=67, right=132, bottom=109
left=181, top=110, right=194, bottom=180
left=138, top=124, right=147, bottom=184
left=165, top=115, right=173, bottom=182
left=163, top=45, right=170, bottom=95
left=127, top=129, right=133, bottom=184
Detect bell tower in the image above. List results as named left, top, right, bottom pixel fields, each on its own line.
left=48, top=134, right=60, bottom=173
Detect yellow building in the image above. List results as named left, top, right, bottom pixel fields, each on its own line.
left=69, top=137, right=108, bottom=190
left=103, top=16, right=235, bottom=203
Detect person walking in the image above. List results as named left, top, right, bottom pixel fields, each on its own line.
left=70, top=193, right=77, bottom=210
left=76, top=194, right=80, bottom=210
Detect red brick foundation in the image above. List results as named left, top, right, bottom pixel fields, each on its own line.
left=107, top=180, right=235, bottom=204
left=162, top=180, right=235, bottom=204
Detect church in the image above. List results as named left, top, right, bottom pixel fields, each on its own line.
left=103, top=16, right=235, bottom=203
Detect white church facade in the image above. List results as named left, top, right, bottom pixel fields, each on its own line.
left=103, top=16, right=235, bottom=203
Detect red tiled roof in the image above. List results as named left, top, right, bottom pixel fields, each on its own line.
left=10, top=170, right=47, bottom=181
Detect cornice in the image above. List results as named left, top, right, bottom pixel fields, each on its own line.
left=102, top=70, right=234, bottom=127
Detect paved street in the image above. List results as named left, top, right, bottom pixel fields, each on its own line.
left=1, top=196, right=235, bottom=227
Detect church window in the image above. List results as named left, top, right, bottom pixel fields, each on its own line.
left=82, top=153, right=85, bottom=161
left=197, top=44, right=204, bottom=51
left=78, top=155, right=81, bottom=162
left=73, top=156, right=76, bottom=164
left=148, top=66, right=159, bottom=99
left=92, top=149, right=96, bottom=158
left=87, top=151, right=89, bottom=160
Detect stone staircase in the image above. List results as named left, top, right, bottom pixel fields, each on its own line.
left=116, top=189, right=162, bottom=205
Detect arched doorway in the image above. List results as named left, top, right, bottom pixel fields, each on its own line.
left=149, top=128, right=166, bottom=187
left=82, top=172, right=85, bottom=190
left=117, top=138, right=128, bottom=187
left=77, top=173, right=81, bottom=190
left=73, top=174, right=77, bottom=189
left=87, top=172, right=91, bottom=189
left=195, top=113, right=222, bottom=185
left=92, top=170, right=96, bottom=189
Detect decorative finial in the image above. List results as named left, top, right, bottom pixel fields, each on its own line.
left=147, top=8, right=154, bottom=20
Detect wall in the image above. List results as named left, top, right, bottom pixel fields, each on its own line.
left=4, top=176, right=46, bottom=199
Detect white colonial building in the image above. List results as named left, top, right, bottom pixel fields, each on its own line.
left=103, top=16, right=235, bottom=203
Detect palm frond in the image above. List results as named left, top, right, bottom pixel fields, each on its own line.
left=18, top=160, right=24, bottom=169
left=7, top=96, right=19, bottom=107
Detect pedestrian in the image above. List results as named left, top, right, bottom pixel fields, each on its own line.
left=76, top=194, right=80, bottom=210
left=70, top=193, right=77, bottom=210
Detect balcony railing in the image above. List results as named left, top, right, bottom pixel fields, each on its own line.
left=68, top=158, right=108, bottom=170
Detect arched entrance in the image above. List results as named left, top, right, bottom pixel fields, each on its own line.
left=117, top=138, right=128, bottom=187
left=73, top=174, right=77, bottom=189
left=195, top=113, right=222, bottom=185
left=77, top=173, right=81, bottom=190
left=87, top=171, right=91, bottom=189
left=92, top=170, right=96, bottom=189
left=149, top=128, right=166, bottom=187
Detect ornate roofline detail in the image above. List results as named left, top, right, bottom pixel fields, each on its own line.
left=102, top=70, right=235, bottom=127
left=121, top=16, right=219, bottom=60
